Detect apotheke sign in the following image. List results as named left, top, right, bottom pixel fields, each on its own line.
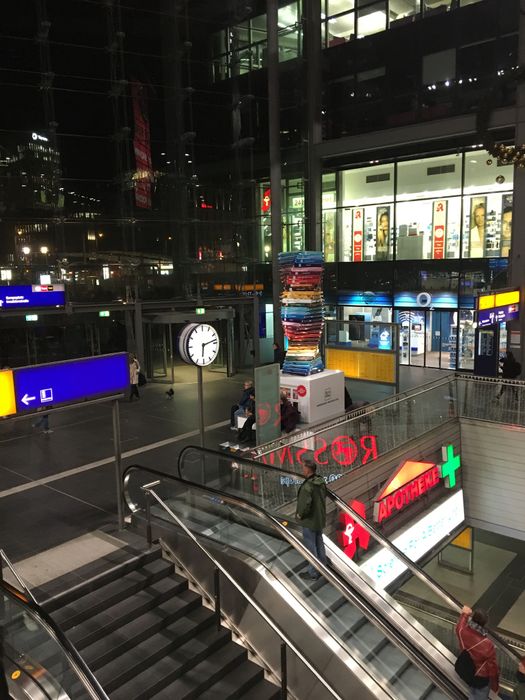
left=373, top=444, right=461, bottom=523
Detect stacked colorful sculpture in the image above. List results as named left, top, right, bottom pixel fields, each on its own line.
left=279, top=250, right=325, bottom=376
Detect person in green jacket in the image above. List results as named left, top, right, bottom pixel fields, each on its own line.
left=296, top=461, right=328, bottom=581
left=514, top=656, right=525, bottom=699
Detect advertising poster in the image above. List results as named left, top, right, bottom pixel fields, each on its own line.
left=469, top=196, right=486, bottom=258
left=352, top=207, right=364, bottom=262
left=501, top=194, right=512, bottom=258
left=132, top=81, right=152, bottom=210
left=432, top=199, right=447, bottom=260
left=376, top=205, right=390, bottom=260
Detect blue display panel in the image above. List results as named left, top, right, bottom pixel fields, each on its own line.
left=394, top=291, right=458, bottom=309
left=478, top=304, right=519, bottom=328
left=0, top=284, right=66, bottom=310
left=337, top=291, right=393, bottom=306
left=14, top=353, right=129, bottom=412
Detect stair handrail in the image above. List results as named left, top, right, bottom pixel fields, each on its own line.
left=140, top=480, right=343, bottom=700
left=125, top=464, right=469, bottom=699
left=176, top=445, right=523, bottom=668
left=0, top=550, right=109, bottom=700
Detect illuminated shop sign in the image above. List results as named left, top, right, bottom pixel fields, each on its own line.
left=337, top=291, right=393, bottom=306
left=361, top=489, right=465, bottom=588
left=394, top=292, right=458, bottom=309
left=337, top=499, right=370, bottom=560
left=477, top=288, right=520, bottom=328
left=260, top=434, right=378, bottom=470
left=374, top=444, right=461, bottom=523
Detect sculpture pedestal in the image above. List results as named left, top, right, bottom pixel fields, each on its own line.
left=280, top=369, right=345, bottom=424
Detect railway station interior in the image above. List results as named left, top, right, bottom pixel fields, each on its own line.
left=1, top=0, right=525, bottom=698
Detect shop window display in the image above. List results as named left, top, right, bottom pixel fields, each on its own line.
left=396, top=197, right=461, bottom=260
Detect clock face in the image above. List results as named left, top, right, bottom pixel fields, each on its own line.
left=184, top=323, right=220, bottom=366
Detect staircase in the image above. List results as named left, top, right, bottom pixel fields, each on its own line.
left=41, top=548, right=280, bottom=699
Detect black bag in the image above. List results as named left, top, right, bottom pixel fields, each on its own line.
left=455, top=649, right=475, bottom=685
left=138, top=372, right=147, bottom=387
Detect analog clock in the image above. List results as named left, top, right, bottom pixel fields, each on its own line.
left=179, top=323, right=220, bottom=367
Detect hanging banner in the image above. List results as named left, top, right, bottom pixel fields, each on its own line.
left=432, top=199, right=447, bottom=259
left=352, top=208, right=364, bottom=262
left=132, top=81, right=152, bottom=209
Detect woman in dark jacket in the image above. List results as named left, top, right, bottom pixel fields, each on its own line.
left=280, top=392, right=300, bottom=433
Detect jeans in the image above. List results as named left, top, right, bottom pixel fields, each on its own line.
left=130, top=384, right=140, bottom=400
left=302, top=527, right=327, bottom=578
left=34, top=414, right=49, bottom=431
left=469, top=684, right=490, bottom=700
left=232, top=406, right=245, bottom=427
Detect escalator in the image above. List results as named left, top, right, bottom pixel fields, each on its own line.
left=172, top=445, right=521, bottom=696
left=124, top=462, right=473, bottom=700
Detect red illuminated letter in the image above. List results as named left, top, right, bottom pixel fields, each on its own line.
left=360, top=435, right=378, bottom=464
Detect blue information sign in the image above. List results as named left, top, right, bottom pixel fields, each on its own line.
left=14, top=353, right=129, bottom=413
left=478, top=304, right=519, bottom=328
left=0, top=284, right=66, bottom=310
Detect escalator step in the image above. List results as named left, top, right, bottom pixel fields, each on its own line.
left=150, top=641, right=247, bottom=699
left=421, top=686, right=450, bottom=700
left=392, top=662, right=435, bottom=700
left=345, top=620, right=384, bottom=656
left=370, top=641, right=411, bottom=683
left=197, top=658, right=264, bottom=699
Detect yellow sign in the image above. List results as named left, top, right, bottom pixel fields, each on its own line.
left=478, top=289, right=520, bottom=311
left=451, top=527, right=472, bottom=551
left=0, top=370, right=17, bottom=418
left=11, top=670, right=21, bottom=680
left=325, top=348, right=396, bottom=384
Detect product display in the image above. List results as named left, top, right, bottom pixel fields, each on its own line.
left=279, top=251, right=325, bottom=376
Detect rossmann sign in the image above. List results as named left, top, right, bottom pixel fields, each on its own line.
left=373, top=444, right=460, bottom=523
left=259, top=434, right=378, bottom=470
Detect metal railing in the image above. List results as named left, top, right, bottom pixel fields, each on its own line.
left=139, top=480, right=342, bottom=700
left=126, top=465, right=468, bottom=700
left=0, top=550, right=109, bottom=700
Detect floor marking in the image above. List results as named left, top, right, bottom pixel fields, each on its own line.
left=0, top=419, right=229, bottom=499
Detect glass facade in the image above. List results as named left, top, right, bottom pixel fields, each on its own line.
left=326, top=149, right=514, bottom=263
left=211, top=1, right=302, bottom=81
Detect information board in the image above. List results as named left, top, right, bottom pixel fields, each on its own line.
left=0, top=353, right=129, bottom=419
left=0, top=284, right=66, bottom=310
left=478, top=304, right=519, bottom=328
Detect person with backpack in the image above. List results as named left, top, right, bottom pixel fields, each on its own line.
left=455, top=606, right=499, bottom=699
left=296, top=461, right=327, bottom=581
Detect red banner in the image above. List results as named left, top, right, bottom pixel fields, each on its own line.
left=132, top=81, right=152, bottom=209
left=432, top=200, right=447, bottom=260
left=352, top=208, right=364, bottom=262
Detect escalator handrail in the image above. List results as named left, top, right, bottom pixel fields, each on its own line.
left=0, top=576, right=109, bottom=699
left=176, top=445, right=523, bottom=666
left=124, top=463, right=468, bottom=700
left=140, top=482, right=343, bottom=700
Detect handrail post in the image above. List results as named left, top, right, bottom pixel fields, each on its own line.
left=214, top=567, right=221, bottom=631
left=145, top=490, right=153, bottom=548
left=280, top=642, right=287, bottom=699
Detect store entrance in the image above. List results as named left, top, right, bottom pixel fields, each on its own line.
left=396, top=309, right=456, bottom=370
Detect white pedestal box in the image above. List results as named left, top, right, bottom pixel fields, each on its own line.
left=280, top=369, right=345, bottom=424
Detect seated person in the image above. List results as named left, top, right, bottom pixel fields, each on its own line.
left=230, top=380, right=253, bottom=430
left=280, top=391, right=300, bottom=433
left=238, top=406, right=256, bottom=444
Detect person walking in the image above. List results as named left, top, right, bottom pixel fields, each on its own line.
left=455, top=606, right=499, bottom=699
left=129, top=353, right=141, bottom=401
left=296, top=461, right=327, bottom=581
left=497, top=350, right=521, bottom=400
left=32, top=408, right=52, bottom=434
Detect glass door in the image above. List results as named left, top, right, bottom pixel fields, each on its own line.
left=426, top=310, right=455, bottom=369
left=396, top=310, right=425, bottom=366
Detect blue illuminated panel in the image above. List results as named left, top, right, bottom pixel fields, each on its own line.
left=0, top=284, right=66, bottom=310
left=14, top=353, right=129, bottom=412
left=394, top=291, right=458, bottom=309
left=478, top=304, right=519, bottom=328
left=337, top=291, right=393, bottom=306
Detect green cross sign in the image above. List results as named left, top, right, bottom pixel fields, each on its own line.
left=440, top=444, right=461, bottom=489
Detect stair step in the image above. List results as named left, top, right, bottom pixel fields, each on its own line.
left=43, top=548, right=162, bottom=613
left=239, top=679, right=282, bottom=700
left=150, top=640, right=247, bottom=699
left=52, top=558, right=174, bottom=629
left=110, top=624, right=231, bottom=700
left=69, top=575, right=188, bottom=649
left=81, top=588, right=202, bottom=670
left=197, top=658, right=264, bottom=699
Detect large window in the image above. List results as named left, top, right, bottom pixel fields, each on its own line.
left=325, top=149, right=514, bottom=262
left=211, top=2, right=302, bottom=81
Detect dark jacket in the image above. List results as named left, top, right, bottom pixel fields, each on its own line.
left=296, top=475, right=327, bottom=531
left=455, top=613, right=499, bottom=693
left=514, top=671, right=525, bottom=699
left=239, top=387, right=253, bottom=410
left=281, top=399, right=300, bottom=433
left=501, top=355, right=520, bottom=379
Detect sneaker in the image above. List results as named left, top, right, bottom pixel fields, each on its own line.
left=230, top=426, right=238, bottom=431
left=299, top=571, right=318, bottom=581
left=43, top=429, right=53, bottom=434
